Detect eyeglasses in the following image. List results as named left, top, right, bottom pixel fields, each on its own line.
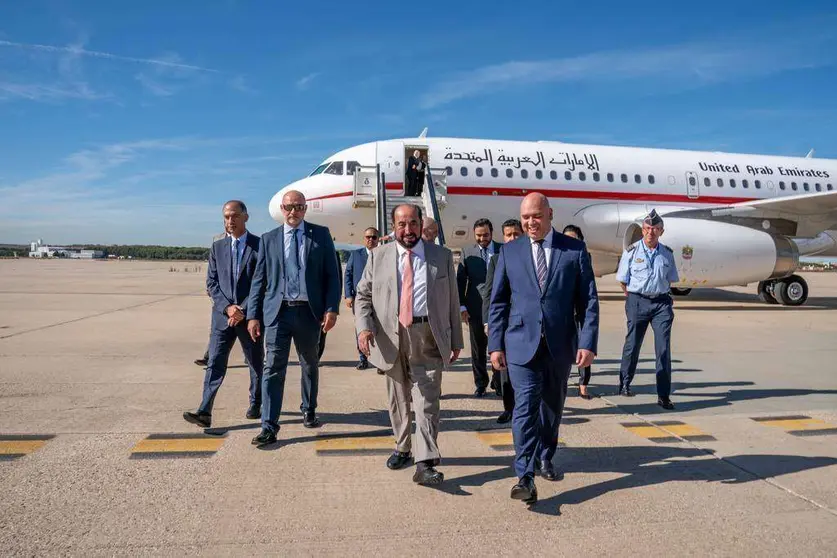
left=364, top=235, right=378, bottom=240
left=282, top=203, right=307, bottom=212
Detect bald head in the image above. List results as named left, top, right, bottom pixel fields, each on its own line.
left=422, top=217, right=438, bottom=243
left=520, top=192, right=553, bottom=240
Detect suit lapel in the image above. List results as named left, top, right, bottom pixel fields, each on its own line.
left=236, top=234, right=254, bottom=283
left=546, top=230, right=563, bottom=289
left=521, top=237, right=539, bottom=292
left=425, top=241, right=438, bottom=308
left=217, top=238, right=233, bottom=292
left=386, top=242, right=398, bottom=299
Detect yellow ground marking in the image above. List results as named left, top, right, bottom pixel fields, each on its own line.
left=0, top=440, right=48, bottom=455
left=315, top=435, right=395, bottom=455
left=751, top=415, right=837, bottom=437
left=129, top=433, right=226, bottom=458
left=476, top=430, right=564, bottom=450
left=621, top=421, right=716, bottom=443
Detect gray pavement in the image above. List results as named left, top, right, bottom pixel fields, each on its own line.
left=1, top=259, right=836, bottom=556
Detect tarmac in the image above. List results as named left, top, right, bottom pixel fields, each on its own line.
left=1, top=258, right=836, bottom=556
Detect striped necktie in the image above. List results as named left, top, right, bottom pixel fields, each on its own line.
left=535, top=239, right=547, bottom=293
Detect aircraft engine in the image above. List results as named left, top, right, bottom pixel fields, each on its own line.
left=623, top=218, right=799, bottom=288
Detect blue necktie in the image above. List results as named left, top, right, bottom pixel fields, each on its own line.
left=535, top=240, right=547, bottom=293
left=287, top=229, right=300, bottom=299
left=232, top=238, right=240, bottom=281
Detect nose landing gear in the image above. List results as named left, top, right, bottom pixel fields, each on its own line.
left=758, top=275, right=808, bottom=306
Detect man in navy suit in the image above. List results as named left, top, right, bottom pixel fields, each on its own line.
left=184, top=201, right=263, bottom=429
left=247, top=189, right=341, bottom=446
left=488, top=193, right=599, bottom=505
left=344, top=226, right=379, bottom=370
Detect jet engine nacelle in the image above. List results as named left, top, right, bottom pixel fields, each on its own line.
left=623, top=218, right=799, bottom=288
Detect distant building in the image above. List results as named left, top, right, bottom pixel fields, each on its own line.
left=28, top=239, right=104, bottom=259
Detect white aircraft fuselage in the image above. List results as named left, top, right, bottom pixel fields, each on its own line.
left=271, top=136, right=837, bottom=302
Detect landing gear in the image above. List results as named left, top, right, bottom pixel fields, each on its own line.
left=670, top=287, right=692, bottom=296
left=758, top=275, right=808, bottom=306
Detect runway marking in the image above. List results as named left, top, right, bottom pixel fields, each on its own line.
left=314, top=434, right=395, bottom=456
left=0, top=434, right=55, bottom=460
left=621, top=421, right=716, bottom=443
left=751, top=415, right=837, bottom=437
left=476, top=430, right=564, bottom=451
left=129, top=432, right=226, bottom=459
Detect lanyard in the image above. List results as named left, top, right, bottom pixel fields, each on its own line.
left=641, top=242, right=657, bottom=272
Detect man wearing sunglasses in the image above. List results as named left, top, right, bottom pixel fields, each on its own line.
left=344, top=226, right=380, bottom=370
left=247, top=190, right=342, bottom=446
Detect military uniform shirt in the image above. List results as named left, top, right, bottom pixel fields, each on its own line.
left=616, top=240, right=679, bottom=296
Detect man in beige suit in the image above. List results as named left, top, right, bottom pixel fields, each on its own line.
left=355, top=203, right=464, bottom=486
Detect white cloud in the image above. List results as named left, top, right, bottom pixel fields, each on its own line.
left=229, top=75, right=257, bottom=94
left=295, top=72, right=319, bottom=90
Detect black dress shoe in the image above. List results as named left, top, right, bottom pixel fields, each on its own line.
left=510, top=476, right=537, bottom=505
left=617, top=386, right=634, bottom=397
left=251, top=429, right=276, bottom=445
left=497, top=410, right=512, bottom=424
left=303, top=411, right=321, bottom=428
left=658, top=397, right=675, bottom=410
left=377, top=369, right=385, bottom=375
left=193, top=358, right=207, bottom=366
left=183, top=411, right=211, bottom=428
left=386, top=451, right=413, bottom=470
left=413, top=465, right=444, bottom=485
left=474, top=387, right=487, bottom=397
left=356, top=360, right=369, bottom=370
left=539, top=460, right=560, bottom=481
left=245, top=405, right=261, bottom=420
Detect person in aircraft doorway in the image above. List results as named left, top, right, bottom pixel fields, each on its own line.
left=562, top=224, right=594, bottom=400
left=615, top=209, right=679, bottom=410
left=415, top=154, right=427, bottom=196
left=406, top=150, right=421, bottom=196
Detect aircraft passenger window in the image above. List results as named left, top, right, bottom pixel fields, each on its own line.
left=579, top=172, right=586, bottom=181
left=491, top=168, right=499, bottom=178
left=460, top=166, right=468, bottom=176
left=742, top=179, right=749, bottom=188
left=689, top=176, right=696, bottom=186
left=621, top=174, right=628, bottom=183
left=791, top=182, right=798, bottom=190
left=521, top=169, right=529, bottom=179
left=607, top=173, right=614, bottom=182
left=564, top=171, right=572, bottom=181
left=717, top=178, right=724, bottom=187
left=828, top=184, right=834, bottom=191
left=535, top=170, right=543, bottom=179
left=730, top=179, right=736, bottom=188
left=445, top=166, right=452, bottom=176
left=476, top=167, right=483, bottom=177
left=550, top=170, right=558, bottom=180
left=634, top=174, right=641, bottom=184
left=346, top=161, right=361, bottom=175
left=816, top=183, right=822, bottom=192
left=779, top=181, right=786, bottom=190
left=804, top=183, right=810, bottom=191
left=648, top=175, right=655, bottom=185
left=593, top=172, right=600, bottom=181
left=324, top=161, right=344, bottom=175
left=755, top=180, right=761, bottom=189
left=704, top=177, right=711, bottom=187
left=506, top=169, right=514, bottom=178
left=309, top=163, right=329, bottom=176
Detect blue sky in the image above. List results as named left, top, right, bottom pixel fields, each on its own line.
left=1, top=0, right=836, bottom=245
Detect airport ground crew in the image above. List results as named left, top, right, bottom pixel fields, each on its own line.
left=616, top=209, right=679, bottom=410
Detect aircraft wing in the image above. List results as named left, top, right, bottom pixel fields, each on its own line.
left=664, top=190, right=837, bottom=237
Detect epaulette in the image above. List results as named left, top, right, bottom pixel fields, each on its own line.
left=626, top=244, right=636, bottom=253
left=661, top=244, right=673, bottom=253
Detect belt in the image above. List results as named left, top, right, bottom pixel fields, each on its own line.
left=629, top=292, right=670, bottom=301
left=411, top=316, right=429, bottom=324
left=282, top=300, right=309, bottom=307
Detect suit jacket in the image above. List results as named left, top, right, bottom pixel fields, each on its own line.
left=247, top=222, right=341, bottom=327
left=344, top=247, right=368, bottom=299
left=207, top=232, right=260, bottom=330
left=457, top=241, right=502, bottom=319
left=480, top=252, right=500, bottom=325
left=355, top=240, right=464, bottom=371
left=487, top=230, right=599, bottom=367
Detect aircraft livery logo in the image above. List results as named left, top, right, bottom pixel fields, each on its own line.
left=682, top=245, right=694, bottom=260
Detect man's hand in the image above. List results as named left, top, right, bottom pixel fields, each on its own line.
left=345, top=297, right=354, bottom=310
left=228, top=315, right=244, bottom=328
left=483, top=324, right=488, bottom=336
left=620, top=283, right=628, bottom=296
left=490, top=350, right=507, bottom=371
left=226, top=305, right=244, bottom=321
left=460, top=310, right=470, bottom=322
left=449, top=348, right=461, bottom=363
left=358, top=330, right=375, bottom=356
left=247, top=319, right=261, bottom=342
left=322, top=311, right=337, bottom=333
left=576, top=349, right=595, bottom=369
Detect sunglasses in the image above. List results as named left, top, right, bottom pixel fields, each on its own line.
left=282, top=203, right=307, bottom=212
left=365, top=235, right=378, bottom=240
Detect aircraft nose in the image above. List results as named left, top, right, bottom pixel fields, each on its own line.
left=268, top=187, right=288, bottom=223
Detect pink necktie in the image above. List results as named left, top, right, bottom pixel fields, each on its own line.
left=399, top=250, right=414, bottom=328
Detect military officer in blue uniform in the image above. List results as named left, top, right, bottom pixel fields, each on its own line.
left=616, top=209, right=679, bottom=410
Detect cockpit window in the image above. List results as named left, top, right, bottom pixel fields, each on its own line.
left=309, top=163, right=329, bottom=176
left=347, top=161, right=361, bottom=175
left=324, top=161, right=344, bottom=175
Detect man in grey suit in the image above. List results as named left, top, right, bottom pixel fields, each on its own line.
left=355, top=204, right=464, bottom=485
left=457, top=218, right=502, bottom=396
left=184, top=201, right=263, bottom=428
left=247, top=190, right=341, bottom=446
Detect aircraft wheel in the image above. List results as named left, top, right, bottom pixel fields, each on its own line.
left=670, top=287, right=692, bottom=296
left=757, top=281, right=778, bottom=304
left=774, top=275, right=808, bottom=306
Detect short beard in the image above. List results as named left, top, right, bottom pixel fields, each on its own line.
left=397, top=234, right=419, bottom=249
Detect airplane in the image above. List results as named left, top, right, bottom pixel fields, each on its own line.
left=269, top=132, right=837, bottom=307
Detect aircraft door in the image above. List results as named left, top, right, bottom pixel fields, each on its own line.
left=376, top=140, right=405, bottom=194
left=686, top=171, right=700, bottom=199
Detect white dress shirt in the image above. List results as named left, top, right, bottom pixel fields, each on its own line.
left=530, top=229, right=554, bottom=270
left=283, top=221, right=308, bottom=302
left=396, top=240, right=428, bottom=318
left=230, top=231, right=247, bottom=280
